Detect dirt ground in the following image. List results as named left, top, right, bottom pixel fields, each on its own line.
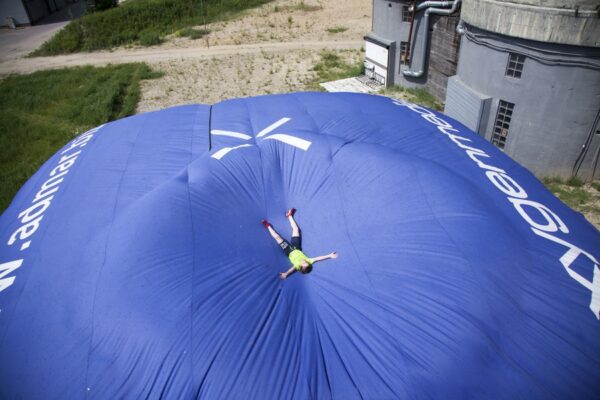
left=138, top=48, right=363, bottom=112
left=138, top=0, right=370, bottom=111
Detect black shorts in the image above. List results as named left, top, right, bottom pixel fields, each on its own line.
left=279, top=235, right=301, bottom=256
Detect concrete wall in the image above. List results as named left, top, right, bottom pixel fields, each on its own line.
left=0, top=0, right=30, bottom=26
left=371, top=0, right=461, bottom=100
left=462, top=0, right=600, bottom=47
left=450, top=24, right=600, bottom=179
left=372, top=0, right=429, bottom=88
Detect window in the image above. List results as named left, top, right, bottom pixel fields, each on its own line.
left=491, top=100, right=514, bottom=150
left=399, top=41, right=408, bottom=66
left=506, top=53, right=525, bottom=78
left=402, top=5, right=411, bottom=22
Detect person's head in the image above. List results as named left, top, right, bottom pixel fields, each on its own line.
left=300, top=260, right=313, bottom=274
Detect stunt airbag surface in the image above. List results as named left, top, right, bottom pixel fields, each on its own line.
left=1, top=93, right=599, bottom=399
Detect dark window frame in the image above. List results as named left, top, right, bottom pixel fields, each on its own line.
left=491, top=100, right=515, bottom=150
left=401, top=5, right=411, bottom=22
left=399, top=41, right=408, bottom=66
left=506, top=53, right=525, bottom=78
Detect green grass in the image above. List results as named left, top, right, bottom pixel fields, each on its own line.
left=0, top=63, right=161, bottom=211
left=176, top=27, right=210, bottom=39
left=542, top=176, right=600, bottom=218
left=307, top=51, right=364, bottom=90
left=326, top=26, right=347, bottom=34
left=379, top=85, right=443, bottom=111
left=32, top=0, right=273, bottom=55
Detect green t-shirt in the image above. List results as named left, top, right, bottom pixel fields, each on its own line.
left=289, top=249, right=313, bottom=271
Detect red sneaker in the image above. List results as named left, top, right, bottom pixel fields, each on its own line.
left=261, top=219, right=271, bottom=228
left=285, top=208, right=296, bottom=217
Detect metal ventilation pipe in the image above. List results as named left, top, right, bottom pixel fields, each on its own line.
left=402, top=0, right=462, bottom=78
left=412, top=1, right=454, bottom=12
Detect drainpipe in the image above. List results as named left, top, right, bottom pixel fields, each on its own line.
left=402, top=0, right=462, bottom=78
left=404, top=0, right=417, bottom=64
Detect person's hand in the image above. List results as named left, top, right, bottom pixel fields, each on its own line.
left=279, top=272, right=287, bottom=280
left=330, top=252, right=338, bottom=259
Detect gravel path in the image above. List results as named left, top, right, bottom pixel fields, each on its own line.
left=0, top=39, right=362, bottom=76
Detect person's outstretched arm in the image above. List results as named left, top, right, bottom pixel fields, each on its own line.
left=279, top=266, right=297, bottom=280
left=311, top=252, right=338, bottom=264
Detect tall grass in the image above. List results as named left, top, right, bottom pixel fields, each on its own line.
left=0, top=63, right=161, bottom=211
left=32, top=0, right=273, bottom=55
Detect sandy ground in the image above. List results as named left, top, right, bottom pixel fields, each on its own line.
left=138, top=0, right=371, bottom=110
left=139, top=48, right=362, bottom=112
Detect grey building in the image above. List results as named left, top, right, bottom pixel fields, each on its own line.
left=365, top=0, right=462, bottom=99
left=1, top=0, right=80, bottom=27
left=446, top=0, right=600, bottom=180
left=366, top=0, right=600, bottom=180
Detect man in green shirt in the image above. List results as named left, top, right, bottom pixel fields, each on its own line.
left=262, top=208, right=338, bottom=280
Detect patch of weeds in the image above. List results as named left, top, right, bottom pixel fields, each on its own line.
left=177, top=27, right=210, bottom=40
left=566, top=176, right=584, bottom=187
left=274, top=1, right=322, bottom=13
left=551, top=186, right=592, bottom=208
left=379, top=85, right=443, bottom=111
left=292, top=1, right=323, bottom=12
left=326, top=26, right=347, bottom=34
left=306, top=51, right=364, bottom=91
left=138, top=29, right=163, bottom=46
left=542, top=177, right=600, bottom=225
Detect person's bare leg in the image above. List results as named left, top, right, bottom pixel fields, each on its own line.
left=286, top=208, right=300, bottom=237
left=267, top=225, right=284, bottom=245
left=262, top=219, right=284, bottom=245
